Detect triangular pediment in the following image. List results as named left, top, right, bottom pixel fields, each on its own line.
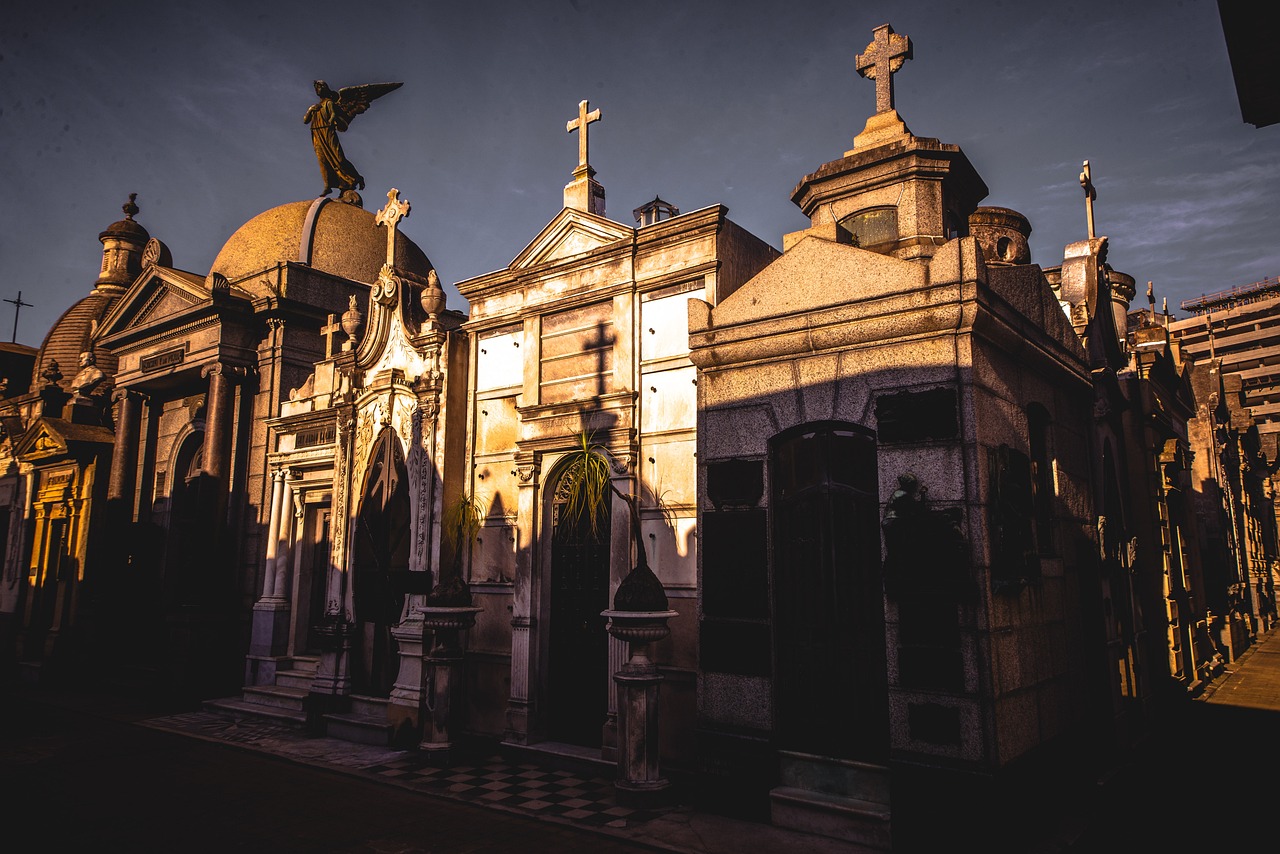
left=14, top=419, right=69, bottom=461
left=711, top=236, right=926, bottom=328
left=509, top=208, right=633, bottom=270
left=97, top=266, right=212, bottom=338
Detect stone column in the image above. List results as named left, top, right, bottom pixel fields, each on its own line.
left=504, top=455, right=539, bottom=745
left=261, top=470, right=286, bottom=600
left=201, top=363, right=235, bottom=487
left=312, top=405, right=356, bottom=703
left=108, top=389, right=143, bottom=506
left=248, top=466, right=292, bottom=684
left=273, top=468, right=297, bottom=599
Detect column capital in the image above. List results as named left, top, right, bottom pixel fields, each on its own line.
left=201, top=361, right=253, bottom=382
left=111, top=387, right=146, bottom=405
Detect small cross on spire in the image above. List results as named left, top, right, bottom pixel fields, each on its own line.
left=856, top=24, right=913, bottom=114
left=1079, top=160, right=1097, bottom=239
left=4, top=291, right=32, bottom=344
left=375, top=188, right=411, bottom=266
left=566, top=99, right=602, bottom=171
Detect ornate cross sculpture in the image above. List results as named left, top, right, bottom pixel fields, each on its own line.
left=856, top=24, right=913, bottom=114
left=1079, top=160, right=1097, bottom=239
left=566, top=99, right=602, bottom=170
left=375, top=188, right=412, bottom=266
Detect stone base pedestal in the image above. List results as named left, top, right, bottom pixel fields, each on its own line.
left=249, top=600, right=290, bottom=658
left=604, top=609, right=677, bottom=807
left=388, top=618, right=426, bottom=745
left=418, top=606, right=481, bottom=765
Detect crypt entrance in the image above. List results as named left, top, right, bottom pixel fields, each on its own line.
left=351, top=426, right=411, bottom=697
left=770, top=421, right=888, bottom=763
left=545, top=463, right=612, bottom=748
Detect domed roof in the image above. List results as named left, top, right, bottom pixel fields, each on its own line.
left=30, top=293, right=118, bottom=396
left=208, top=198, right=433, bottom=295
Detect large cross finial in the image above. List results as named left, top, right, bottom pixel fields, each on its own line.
left=1079, top=160, right=1097, bottom=239
left=856, top=24, right=913, bottom=114
left=375, top=188, right=411, bottom=266
left=566, top=99, right=602, bottom=171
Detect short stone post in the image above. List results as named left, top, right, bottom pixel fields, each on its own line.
left=418, top=605, right=482, bottom=764
left=604, top=608, right=678, bottom=806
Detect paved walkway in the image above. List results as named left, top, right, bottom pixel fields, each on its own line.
left=10, top=627, right=1280, bottom=852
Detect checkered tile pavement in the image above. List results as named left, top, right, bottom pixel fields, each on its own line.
left=143, top=711, right=666, bottom=831
left=367, top=755, right=664, bottom=828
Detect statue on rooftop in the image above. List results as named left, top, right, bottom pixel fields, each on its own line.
left=304, top=80, right=403, bottom=202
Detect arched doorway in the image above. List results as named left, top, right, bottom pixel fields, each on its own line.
left=547, top=464, right=611, bottom=747
left=352, top=427, right=410, bottom=697
left=770, top=422, right=888, bottom=762
left=164, top=433, right=206, bottom=608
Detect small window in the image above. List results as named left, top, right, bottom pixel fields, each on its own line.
left=1028, top=405, right=1055, bottom=555
left=839, top=207, right=898, bottom=252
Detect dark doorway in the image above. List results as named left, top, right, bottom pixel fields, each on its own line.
left=164, top=434, right=207, bottom=608
left=771, top=422, right=888, bottom=762
left=352, top=428, right=410, bottom=697
left=547, top=466, right=611, bottom=747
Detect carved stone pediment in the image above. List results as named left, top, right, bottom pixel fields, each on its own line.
left=509, top=208, right=632, bottom=270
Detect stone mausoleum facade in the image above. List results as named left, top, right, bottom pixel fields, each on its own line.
left=1, top=23, right=1273, bottom=853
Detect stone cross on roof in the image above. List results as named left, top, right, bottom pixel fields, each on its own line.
left=375, top=187, right=411, bottom=266
left=566, top=99, right=602, bottom=171
left=856, top=24, right=913, bottom=114
left=321, top=312, right=342, bottom=359
left=1079, top=160, right=1097, bottom=239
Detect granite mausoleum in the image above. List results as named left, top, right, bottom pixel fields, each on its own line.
left=1, top=22, right=1274, bottom=852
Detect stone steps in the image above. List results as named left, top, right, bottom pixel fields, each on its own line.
left=323, top=694, right=393, bottom=746
left=202, top=695, right=307, bottom=728
left=769, top=750, right=892, bottom=850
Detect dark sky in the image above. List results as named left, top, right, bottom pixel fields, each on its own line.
left=2, top=0, right=1276, bottom=346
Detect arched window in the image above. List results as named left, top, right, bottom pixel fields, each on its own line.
left=838, top=207, right=898, bottom=253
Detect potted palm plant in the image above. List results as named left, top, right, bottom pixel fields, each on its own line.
left=561, top=432, right=675, bottom=804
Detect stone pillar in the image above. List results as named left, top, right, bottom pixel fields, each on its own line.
left=108, top=389, right=143, bottom=505
left=420, top=606, right=481, bottom=763
left=248, top=466, right=292, bottom=683
left=604, top=609, right=676, bottom=807
left=201, top=364, right=235, bottom=486
left=312, top=406, right=355, bottom=702
left=273, top=469, right=297, bottom=598
left=262, top=470, right=286, bottom=600
left=504, top=456, right=539, bottom=744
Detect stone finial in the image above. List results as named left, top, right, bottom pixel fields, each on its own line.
left=122, top=193, right=139, bottom=219
left=856, top=24, right=912, bottom=114
left=421, top=269, right=446, bottom=318
left=341, top=294, right=363, bottom=351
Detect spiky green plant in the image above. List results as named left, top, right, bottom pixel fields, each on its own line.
left=558, top=432, right=667, bottom=611
left=430, top=491, right=483, bottom=606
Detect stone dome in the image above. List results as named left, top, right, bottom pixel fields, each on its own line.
left=30, top=293, right=119, bottom=397
left=208, top=198, right=433, bottom=296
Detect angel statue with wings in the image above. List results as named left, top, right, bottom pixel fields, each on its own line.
left=304, top=80, right=402, bottom=201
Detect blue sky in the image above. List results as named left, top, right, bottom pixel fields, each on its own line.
left=2, top=0, right=1276, bottom=346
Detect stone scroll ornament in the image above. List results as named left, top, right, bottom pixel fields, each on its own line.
left=880, top=472, right=970, bottom=598
left=304, top=80, right=402, bottom=204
